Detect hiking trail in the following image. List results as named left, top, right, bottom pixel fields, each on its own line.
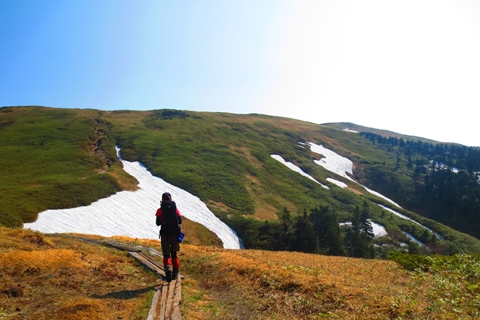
left=75, top=236, right=182, bottom=320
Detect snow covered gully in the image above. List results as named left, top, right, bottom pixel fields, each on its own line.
left=24, top=147, right=242, bottom=250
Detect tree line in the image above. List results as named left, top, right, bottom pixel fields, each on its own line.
left=360, top=132, right=480, bottom=172
left=359, top=132, right=480, bottom=239
left=224, top=202, right=376, bottom=259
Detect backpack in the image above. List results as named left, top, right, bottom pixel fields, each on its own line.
left=160, top=200, right=180, bottom=237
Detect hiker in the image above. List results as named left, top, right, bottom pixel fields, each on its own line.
left=155, top=192, right=182, bottom=282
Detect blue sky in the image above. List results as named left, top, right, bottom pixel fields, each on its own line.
left=2, top=1, right=480, bottom=146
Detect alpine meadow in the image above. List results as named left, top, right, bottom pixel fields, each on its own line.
left=1, top=106, right=480, bottom=319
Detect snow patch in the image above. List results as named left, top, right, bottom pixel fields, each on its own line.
left=271, top=155, right=329, bottom=189
left=371, top=221, right=388, bottom=238
left=306, top=142, right=354, bottom=181
left=378, top=204, right=443, bottom=240
left=403, top=232, right=425, bottom=247
left=24, top=147, right=242, bottom=249
left=341, top=220, right=387, bottom=238
left=306, top=142, right=402, bottom=208
left=362, top=186, right=401, bottom=208
left=326, top=178, right=348, bottom=188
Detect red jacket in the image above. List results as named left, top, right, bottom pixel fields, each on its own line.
left=155, top=207, right=182, bottom=224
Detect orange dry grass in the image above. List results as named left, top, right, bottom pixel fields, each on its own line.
left=0, top=228, right=158, bottom=320
left=50, top=298, right=107, bottom=320
left=109, top=235, right=158, bottom=247
left=0, top=249, right=87, bottom=276
left=181, top=245, right=433, bottom=319
left=0, top=228, right=54, bottom=253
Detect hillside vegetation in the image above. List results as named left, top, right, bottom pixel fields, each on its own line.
left=1, top=106, right=480, bottom=257
left=1, top=228, right=479, bottom=319
left=0, top=107, right=137, bottom=227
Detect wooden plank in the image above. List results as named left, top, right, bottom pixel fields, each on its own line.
left=129, top=252, right=158, bottom=275
left=139, top=253, right=167, bottom=279
left=128, top=252, right=165, bottom=278
left=139, top=253, right=162, bottom=271
left=158, top=283, right=168, bottom=320
left=172, top=278, right=182, bottom=303
left=139, top=252, right=166, bottom=277
left=131, top=252, right=182, bottom=319
left=141, top=252, right=164, bottom=269
left=129, top=252, right=154, bottom=269
left=170, top=306, right=182, bottom=320
left=171, top=279, right=182, bottom=320
left=145, top=247, right=163, bottom=257
left=165, top=279, right=176, bottom=317
left=147, top=289, right=161, bottom=320
left=76, top=237, right=103, bottom=245
left=103, top=241, right=143, bottom=252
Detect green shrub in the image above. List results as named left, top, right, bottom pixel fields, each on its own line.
left=387, top=252, right=432, bottom=271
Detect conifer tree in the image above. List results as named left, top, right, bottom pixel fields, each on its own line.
left=361, top=201, right=375, bottom=240
left=310, top=206, right=344, bottom=255
left=324, top=209, right=345, bottom=256
left=279, top=207, right=293, bottom=250
left=292, top=209, right=316, bottom=253
left=258, top=220, right=276, bottom=250
left=347, top=203, right=375, bottom=258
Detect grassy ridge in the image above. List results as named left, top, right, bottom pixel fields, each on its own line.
left=0, top=107, right=136, bottom=227
left=2, top=106, right=480, bottom=255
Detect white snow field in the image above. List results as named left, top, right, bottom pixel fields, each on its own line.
left=270, top=155, right=329, bottom=189
left=306, top=142, right=402, bottom=208
left=307, top=142, right=355, bottom=181
left=24, top=147, right=242, bottom=249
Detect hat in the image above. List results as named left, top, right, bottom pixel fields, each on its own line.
left=162, top=192, right=172, bottom=201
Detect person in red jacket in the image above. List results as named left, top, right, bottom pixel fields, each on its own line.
left=155, top=192, right=182, bottom=282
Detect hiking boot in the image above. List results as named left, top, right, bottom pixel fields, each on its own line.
left=172, top=268, right=179, bottom=280
left=165, top=265, right=172, bottom=283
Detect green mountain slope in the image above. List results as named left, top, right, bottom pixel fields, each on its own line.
left=0, top=107, right=138, bottom=227
left=1, top=106, right=480, bottom=256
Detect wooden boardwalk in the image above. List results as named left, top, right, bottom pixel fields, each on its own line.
left=74, top=236, right=182, bottom=320
left=130, top=251, right=182, bottom=320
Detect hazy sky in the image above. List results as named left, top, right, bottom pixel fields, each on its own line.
left=2, top=1, right=480, bottom=146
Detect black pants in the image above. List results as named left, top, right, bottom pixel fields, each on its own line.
left=161, top=235, right=179, bottom=259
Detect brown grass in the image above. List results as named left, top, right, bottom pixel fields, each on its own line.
left=253, top=204, right=279, bottom=220
left=0, top=227, right=158, bottom=320
left=2, top=227, right=473, bottom=319
left=180, top=245, right=444, bottom=320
